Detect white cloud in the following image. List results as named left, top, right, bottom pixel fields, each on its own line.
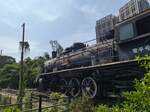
left=80, top=5, right=97, bottom=16
left=0, top=36, right=18, bottom=53
left=0, top=0, right=24, bottom=14
left=1, top=19, right=16, bottom=28
left=33, top=10, right=61, bottom=22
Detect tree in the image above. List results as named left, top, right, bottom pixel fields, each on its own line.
left=23, top=57, right=43, bottom=88
left=23, top=54, right=49, bottom=88
left=0, top=63, right=20, bottom=89
left=0, top=55, right=16, bottom=68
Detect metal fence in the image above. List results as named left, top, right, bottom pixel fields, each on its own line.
left=0, top=89, right=71, bottom=112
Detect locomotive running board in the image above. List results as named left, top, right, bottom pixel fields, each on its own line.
left=41, top=60, right=138, bottom=76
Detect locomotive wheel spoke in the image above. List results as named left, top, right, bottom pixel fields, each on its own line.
left=82, top=77, right=97, bottom=98
left=59, top=79, right=68, bottom=95
left=69, top=78, right=81, bottom=97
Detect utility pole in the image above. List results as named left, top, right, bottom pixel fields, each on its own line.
left=18, top=23, right=25, bottom=109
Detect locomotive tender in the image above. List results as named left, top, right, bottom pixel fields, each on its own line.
left=38, top=9, right=150, bottom=98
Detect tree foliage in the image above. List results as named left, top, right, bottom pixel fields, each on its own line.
left=23, top=56, right=46, bottom=88
left=0, top=53, right=50, bottom=89
left=0, top=63, right=19, bottom=89
left=0, top=55, right=16, bottom=68
left=0, top=107, right=20, bottom=112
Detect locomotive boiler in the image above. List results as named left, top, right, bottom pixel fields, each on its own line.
left=38, top=9, right=150, bottom=98
left=44, top=40, right=114, bottom=73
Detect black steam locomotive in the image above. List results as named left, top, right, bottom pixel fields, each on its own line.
left=38, top=9, right=150, bottom=98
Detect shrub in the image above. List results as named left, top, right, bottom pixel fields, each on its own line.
left=94, top=105, right=110, bottom=112
left=23, top=92, right=32, bottom=110
left=69, top=96, right=94, bottom=112
left=0, top=107, right=20, bottom=112
left=49, top=92, right=65, bottom=103
left=49, top=92, right=66, bottom=112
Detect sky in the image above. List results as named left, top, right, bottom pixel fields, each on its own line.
left=0, top=0, right=146, bottom=61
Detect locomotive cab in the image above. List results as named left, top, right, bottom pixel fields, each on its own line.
left=115, top=9, right=150, bottom=61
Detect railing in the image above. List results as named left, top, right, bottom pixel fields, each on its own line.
left=0, top=89, right=71, bottom=112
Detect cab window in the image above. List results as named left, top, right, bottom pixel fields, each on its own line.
left=119, top=23, right=134, bottom=40
left=136, top=15, right=150, bottom=35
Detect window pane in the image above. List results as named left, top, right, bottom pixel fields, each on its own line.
left=119, top=23, right=134, bottom=40
left=136, top=15, right=150, bottom=35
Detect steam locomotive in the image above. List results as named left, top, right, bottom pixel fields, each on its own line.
left=38, top=9, right=150, bottom=98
